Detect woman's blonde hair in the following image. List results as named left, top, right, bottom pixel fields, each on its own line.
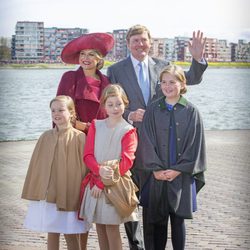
left=100, top=84, right=129, bottom=107
left=160, top=64, right=187, bottom=94
left=50, top=95, right=77, bottom=125
left=92, top=49, right=105, bottom=70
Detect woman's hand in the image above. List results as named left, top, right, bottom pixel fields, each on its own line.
left=75, top=120, right=87, bottom=131
left=91, top=185, right=102, bottom=198
left=99, top=165, right=114, bottom=179
left=75, top=121, right=91, bottom=133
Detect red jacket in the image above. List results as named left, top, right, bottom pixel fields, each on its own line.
left=57, top=66, right=110, bottom=123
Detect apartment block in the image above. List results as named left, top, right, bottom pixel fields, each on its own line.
left=150, top=38, right=166, bottom=60
left=164, top=38, right=177, bottom=62
left=235, top=40, right=250, bottom=62
left=112, top=29, right=128, bottom=61
left=150, top=37, right=191, bottom=62
left=217, top=40, right=231, bottom=62
left=203, top=38, right=218, bottom=62
left=9, top=21, right=250, bottom=63
left=13, top=21, right=44, bottom=61
left=12, top=21, right=88, bottom=62
left=44, top=27, right=88, bottom=62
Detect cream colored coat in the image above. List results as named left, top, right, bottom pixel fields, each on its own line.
left=22, top=126, right=87, bottom=211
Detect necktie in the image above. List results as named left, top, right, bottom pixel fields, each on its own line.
left=138, top=62, right=149, bottom=104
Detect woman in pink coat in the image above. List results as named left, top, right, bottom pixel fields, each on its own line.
left=57, top=32, right=114, bottom=134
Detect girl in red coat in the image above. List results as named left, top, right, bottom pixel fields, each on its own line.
left=79, top=85, right=139, bottom=250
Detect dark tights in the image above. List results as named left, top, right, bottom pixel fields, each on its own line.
left=153, top=214, right=185, bottom=250
left=170, top=214, right=185, bottom=250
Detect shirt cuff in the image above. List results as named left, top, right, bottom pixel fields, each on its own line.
left=198, top=58, right=206, bottom=65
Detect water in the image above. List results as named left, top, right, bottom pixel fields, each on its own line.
left=0, top=68, right=249, bottom=141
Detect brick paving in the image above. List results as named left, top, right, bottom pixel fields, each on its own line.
left=0, top=130, right=250, bottom=250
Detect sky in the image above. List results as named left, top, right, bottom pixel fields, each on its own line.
left=1, top=0, right=249, bottom=43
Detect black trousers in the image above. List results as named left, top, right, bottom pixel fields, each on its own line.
left=142, top=207, right=185, bottom=250
left=124, top=219, right=144, bottom=250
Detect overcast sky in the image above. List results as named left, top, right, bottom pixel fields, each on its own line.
left=1, top=0, right=249, bottom=42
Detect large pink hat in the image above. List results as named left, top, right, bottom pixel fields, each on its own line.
left=61, top=32, right=114, bottom=64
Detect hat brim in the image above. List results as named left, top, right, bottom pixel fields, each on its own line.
left=61, top=33, right=114, bottom=64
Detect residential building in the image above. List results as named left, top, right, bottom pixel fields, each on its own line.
left=203, top=38, right=218, bottom=62
left=44, top=27, right=88, bottom=62
left=13, top=21, right=44, bottom=62
left=230, top=42, right=237, bottom=62
left=164, top=38, right=177, bottom=62
left=217, top=40, right=231, bottom=62
left=235, top=40, right=250, bottom=62
left=150, top=38, right=166, bottom=59
left=174, top=37, right=190, bottom=61
left=11, top=35, right=16, bottom=59
left=112, top=29, right=128, bottom=61
left=9, top=21, right=250, bottom=63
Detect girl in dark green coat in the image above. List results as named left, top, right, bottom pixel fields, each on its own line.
left=135, top=65, right=207, bottom=250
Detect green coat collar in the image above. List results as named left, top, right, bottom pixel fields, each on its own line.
left=158, top=95, right=188, bottom=110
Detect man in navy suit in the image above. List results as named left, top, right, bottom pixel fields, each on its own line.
left=107, top=24, right=207, bottom=250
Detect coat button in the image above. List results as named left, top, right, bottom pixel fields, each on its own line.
left=177, top=138, right=181, bottom=141
left=176, top=122, right=179, bottom=126
left=178, top=153, right=181, bottom=156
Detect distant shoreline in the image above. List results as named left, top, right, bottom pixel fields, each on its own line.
left=176, top=61, right=250, bottom=68
left=0, top=61, right=249, bottom=69
left=1, top=128, right=249, bottom=143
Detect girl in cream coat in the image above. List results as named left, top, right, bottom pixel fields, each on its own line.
left=22, top=95, right=89, bottom=250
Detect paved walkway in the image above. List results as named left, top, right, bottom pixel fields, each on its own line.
left=0, top=130, right=250, bottom=250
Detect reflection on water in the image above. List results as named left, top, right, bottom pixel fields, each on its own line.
left=0, top=67, right=249, bottom=141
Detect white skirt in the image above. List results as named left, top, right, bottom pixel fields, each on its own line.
left=24, top=200, right=91, bottom=234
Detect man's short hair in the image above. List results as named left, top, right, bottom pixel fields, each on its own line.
left=126, top=24, right=151, bottom=42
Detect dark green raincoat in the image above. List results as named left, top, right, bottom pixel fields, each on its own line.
left=135, top=96, right=206, bottom=222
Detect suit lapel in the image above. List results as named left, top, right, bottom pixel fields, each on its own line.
left=148, top=57, right=159, bottom=98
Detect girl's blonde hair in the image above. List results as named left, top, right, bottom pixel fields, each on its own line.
left=100, top=84, right=129, bottom=107
left=160, top=65, right=187, bottom=94
left=50, top=95, right=77, bottom=125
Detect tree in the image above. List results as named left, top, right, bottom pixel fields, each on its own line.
left=0, top=37, right=11, bottom=61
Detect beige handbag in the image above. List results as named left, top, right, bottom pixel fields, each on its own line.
left=101, top=160, right=139, bottom=218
